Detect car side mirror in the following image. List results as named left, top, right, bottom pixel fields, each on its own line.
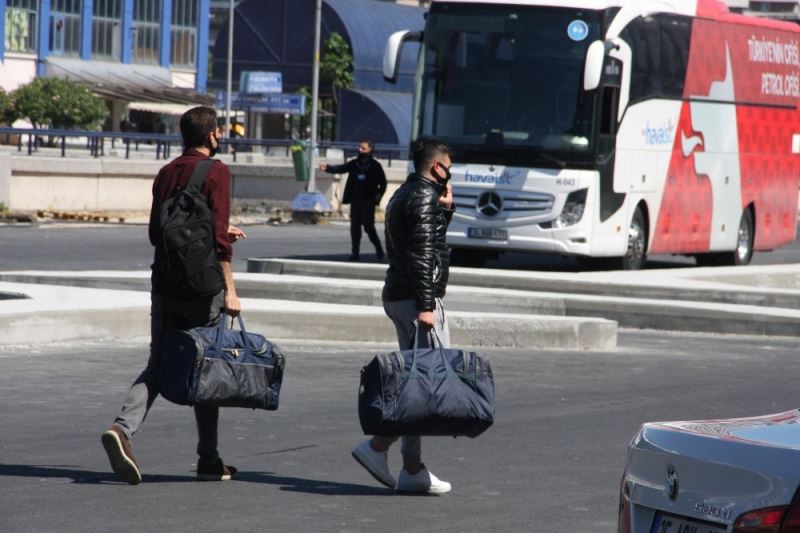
left=383, top=30, right=423, bottom=83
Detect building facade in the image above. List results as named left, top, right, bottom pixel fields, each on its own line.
left=1, top=0, right=212, bottom=126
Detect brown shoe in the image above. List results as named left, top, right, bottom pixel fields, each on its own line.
left=196, top=458, right=238, bottom=481
left=101, top=425, right=142, bottom=485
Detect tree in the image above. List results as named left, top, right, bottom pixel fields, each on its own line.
left=13, top=77, right=108, bottom=130
left=320, top=32, right=354, bottom=107
left=0, top=88, right=19, bottom=125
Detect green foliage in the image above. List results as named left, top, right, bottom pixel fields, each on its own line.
left=0, top=202, right=7, bottom=213
left=12, top=77, right=108, bottom=130
left=320, top=33, right=354, bottom=104
left=0, top=88, right=18, bottom=125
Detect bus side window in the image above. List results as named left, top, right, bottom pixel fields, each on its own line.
left=600, top=86, right=619, bottom=135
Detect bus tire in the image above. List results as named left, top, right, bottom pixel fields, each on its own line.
left=694, top=208, right=754, bottom=267
left=718, top=209, right=755, bottom=267
left=450, top=247, right=490, bottom=268
left=617, top=206, right=647, bottom=270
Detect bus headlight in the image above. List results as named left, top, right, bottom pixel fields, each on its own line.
left=554, top=188, right=587, bottom=229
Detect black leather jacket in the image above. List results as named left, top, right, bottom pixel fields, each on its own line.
left=382, top=173, right=455, bottom=310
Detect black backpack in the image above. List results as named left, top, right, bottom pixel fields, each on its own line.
left=155, top=159, right=224, bottom=299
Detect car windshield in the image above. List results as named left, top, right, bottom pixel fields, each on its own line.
left=413, top=4, right=602, bottom=168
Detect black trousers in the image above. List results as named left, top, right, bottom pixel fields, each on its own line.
left=349, top=199, right=383, bottom=257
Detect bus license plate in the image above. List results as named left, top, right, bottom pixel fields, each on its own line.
left=468, top=227, right=508, bottom=240
left=651, top=513, right=726, bottom=533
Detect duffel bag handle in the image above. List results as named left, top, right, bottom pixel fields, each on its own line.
left=409, top=320, right=457, bottom=379
left=213, top=313, right=258, bottom=354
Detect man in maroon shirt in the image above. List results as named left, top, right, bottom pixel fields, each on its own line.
left=101, top=106, right=246, bottom=484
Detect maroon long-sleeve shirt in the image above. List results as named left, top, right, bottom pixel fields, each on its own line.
left=149, top=149, right=233, bottom=268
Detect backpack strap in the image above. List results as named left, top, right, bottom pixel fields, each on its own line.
left=185, top=159, right=215, bottom=192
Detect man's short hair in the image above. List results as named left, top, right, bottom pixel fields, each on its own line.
left=360, top=139, right=374, bottom=150
left=412, top=138, right=454, bottom=173
left=180, top=106, right=218, bottom=149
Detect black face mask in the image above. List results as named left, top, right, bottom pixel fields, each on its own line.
left=206, top=133, right=218, bottom=157
left=358, top=152, right=371, bottom=161
left=433, top=163, right=451, bottom=183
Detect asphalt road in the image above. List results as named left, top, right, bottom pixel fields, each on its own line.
left=1, top=221, right=799, bottom=272
left=0, top=331, right=797, bottom=532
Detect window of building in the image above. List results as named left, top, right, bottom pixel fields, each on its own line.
left=5, top=0, right=38, bottom=53
left=50, top=0, right=82, bottom=56
left=171, top=0, right=197, bottom=67
left=92, top=0, right=123, bottom=59
left=133, top=0, right=161, bottom=64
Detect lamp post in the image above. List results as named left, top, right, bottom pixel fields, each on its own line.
left=224, top=0, right=234, bottom=144
left=307, top=0, right=322, bottom=192
left=289, top=0, right=331, bottom=221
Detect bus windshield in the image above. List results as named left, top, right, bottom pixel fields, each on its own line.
left=413, top=3, right=602, bottom=168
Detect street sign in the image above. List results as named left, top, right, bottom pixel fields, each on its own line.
left=239, top=71, right=283, bottom=93
left=214, top=92, right=306, bottom=115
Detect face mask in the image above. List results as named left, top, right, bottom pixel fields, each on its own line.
left=433, top=163, right=451, bottom=183
left=358, top=151, right=370, bottom=160
left=207, top=133, right=218, bottom=157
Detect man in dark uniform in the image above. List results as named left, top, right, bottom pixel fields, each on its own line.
left=320, top=140, right=387, bottom=261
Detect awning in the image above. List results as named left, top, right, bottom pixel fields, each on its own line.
left=44, top=57, right=213, bottom=106
left=127, top=102, right=198, bottom=115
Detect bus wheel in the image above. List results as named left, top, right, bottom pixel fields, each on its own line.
left=718, top=209, right=754, bottom=266
left=450, top=248, right=490, bottom=268
left=619, top=207, right=647, bottom=270
left=694, top=209, right=754, bottom=267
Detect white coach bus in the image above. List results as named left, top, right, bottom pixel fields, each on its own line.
left=384, top=0, right=800, bottom=269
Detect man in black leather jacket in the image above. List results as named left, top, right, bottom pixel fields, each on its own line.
left=351, top=138, right=455, bottom=494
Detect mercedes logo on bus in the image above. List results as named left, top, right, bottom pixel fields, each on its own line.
left=477, top=191, right=503, bottom=216
left=666, top=464, right=679, bottom=501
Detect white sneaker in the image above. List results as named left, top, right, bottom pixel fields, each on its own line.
left=351, top=440, right=396, bottom=489
left=396, top=465, right=451, bottom=494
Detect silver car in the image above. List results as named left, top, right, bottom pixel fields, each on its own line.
left=619, top=410, right=800, bottom=533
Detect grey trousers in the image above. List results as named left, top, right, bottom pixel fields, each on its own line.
left=374, top=298, right=450, bottom=466
left=114, top=290, right=225, bottom=464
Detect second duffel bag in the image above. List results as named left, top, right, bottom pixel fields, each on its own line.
left=160, top=313, right=285, bottom=410
left=358, top=328, right=494, bottom=438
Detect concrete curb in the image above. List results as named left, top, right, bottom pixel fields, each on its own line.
left=249, top=258, right=800, bottom=309
left=0, top=281, right=616, bottom=350
left=3, top=269, right=800, bottom=337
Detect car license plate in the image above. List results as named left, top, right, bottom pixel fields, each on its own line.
left=651, top=513, right=726, bottom=533
left=467, top=227, right=508, bottom=240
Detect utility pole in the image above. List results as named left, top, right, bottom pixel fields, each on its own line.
left=307, top=0, right=322, bottom=192
left=224, top=0, right=234, bottom=145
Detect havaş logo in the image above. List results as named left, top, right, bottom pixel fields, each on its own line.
left=642, top=120, right=675, bottom=146
left=464, top=171, right=513, bottom=186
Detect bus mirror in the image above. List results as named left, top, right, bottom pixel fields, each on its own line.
left=583, top=40, right=606, bottom=91
left=383, top=30, right=422, bottom=83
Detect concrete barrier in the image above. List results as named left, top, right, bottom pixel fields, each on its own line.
left=4, top=154, right=408, bottom=213
left=0, top=152, right=10, bottom=207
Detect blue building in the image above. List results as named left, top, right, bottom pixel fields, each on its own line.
left=0, top=0, right=212, bottom=129
left=211, top=0, right=424, bottom=146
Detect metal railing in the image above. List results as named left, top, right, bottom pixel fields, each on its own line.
left=0, top=127, right=409, bottom=165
